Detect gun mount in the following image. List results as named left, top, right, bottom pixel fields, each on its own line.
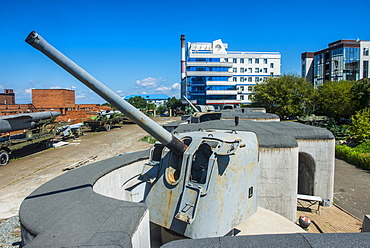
left=25, top=31, right=259, bottom=239
left=25, top=31, right=186, bottom=156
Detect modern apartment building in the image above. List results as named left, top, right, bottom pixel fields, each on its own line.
left=180, top=36, right=281, bottom=106
left=302, top=39, right=370, bottom=87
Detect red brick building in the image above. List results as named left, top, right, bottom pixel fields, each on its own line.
left=0, top=89, right=16, bottom=105
left=0, top=89, right=112, bottom=123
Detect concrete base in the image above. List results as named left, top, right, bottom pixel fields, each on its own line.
left=235, top=207, right=305, bottom=236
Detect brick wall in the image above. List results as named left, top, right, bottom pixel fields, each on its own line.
left=32, top=89, right=75, bottom=108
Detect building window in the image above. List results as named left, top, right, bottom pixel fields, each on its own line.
left=233, top=68, right=237, bottom=73
left=270, top=72, right=274, bottom=77
left=240, top=86, right=244, bottom=91
left=364, top=61, right=369, bottom=78
left=263, top=68, right=267, bottom=73
left=240, top=68, right=244, bottom=73
left=364, top=48, right=369, bottom=56
left=241, top=95, right=244, bottom=100
left=263, top=58, right=267, bottom=64
left=233, top=58, right=237, bottom=63
left=248, top=58, right=253, bottom=64
left=248, top=77, right=252, bottom=82
left=224, top=58, right=228, bottom=62
left=263, top=77, right=268, bottom=81
left=233, top=77, right=237, bottom=82
left=255, top=77, right=259, bottom=82
left=240, top=58, right=244, bottom=63
left=270, top=63, right=274, bottom=68
left=240, top=77, right=245, bottom=82
left=255, top=68, right=259, bottom=73
left=248, top=86, right=253, bottom=91
left=248, top=68, right=252, bottom=73
left=255, top=58, right=259, bottom=64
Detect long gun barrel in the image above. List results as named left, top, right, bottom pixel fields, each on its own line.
left=25, top=31, right=187, bottom=156
left=183, top=95, right=199, bottom=113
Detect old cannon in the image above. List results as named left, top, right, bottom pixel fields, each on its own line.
left=25, top=31, right=258, bottom=239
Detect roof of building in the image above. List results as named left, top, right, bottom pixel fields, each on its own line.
left=124, top=94, right=170, bottom=100
left=172, top=119, right=334, bottom=148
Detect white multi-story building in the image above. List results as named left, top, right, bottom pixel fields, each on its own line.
left=180, top=36, right=281, bottom=107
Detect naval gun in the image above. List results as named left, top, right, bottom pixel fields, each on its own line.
left=25, top=31, right=258, bottom=239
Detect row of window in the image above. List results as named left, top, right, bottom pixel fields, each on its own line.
left=225, top=58, right=269, bottom=64
left=233, top=67, right=271, bottom=73
left=239, top=95, right=251, bottom=101
left=233, top=76, right=269, bottom=82
left=237, top=86, right=253, bottom=92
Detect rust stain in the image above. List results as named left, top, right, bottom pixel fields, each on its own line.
left=163, top=189, right=173, bottom=228
left=227, top=165, right=237, bottom=173
left=239, top=162, right=257, bottom=170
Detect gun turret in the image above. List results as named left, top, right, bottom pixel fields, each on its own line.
left=25, top=31, right=187, bottom=156
left=26, top=31, right=259, bottom=239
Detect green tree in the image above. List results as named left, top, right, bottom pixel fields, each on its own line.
left=250, top=74, right=314, bottom=118
left=166, top=97, right=182, bottom=110
left=126, top=96, right=147, bottom=110
left=316, top=80, right=356, bottom=119
left=157, top=105, right=166, bottom=114
left=348, top=108, right=370, bottom=142
left=351, top=78, right=370, bottom=111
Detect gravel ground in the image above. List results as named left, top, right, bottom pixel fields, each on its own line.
left=0, top=216, right=21, bottom=247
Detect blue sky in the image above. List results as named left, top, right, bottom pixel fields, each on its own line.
left=1, top=0, right=369, bottom=104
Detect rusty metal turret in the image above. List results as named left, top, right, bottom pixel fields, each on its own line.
left=25, top=31, right=259, bottom=240
left=25, top=31, right=187, bottom=156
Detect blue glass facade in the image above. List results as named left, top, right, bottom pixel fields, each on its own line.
left=206, top=85, right=236, bottom=91
left=314, top=47, right=360, bottom=85
left=206, top=95, right=236, bottom=100
left=188, top=67, right=229, bottom=71
left=188, top=58, right=220, bottom=62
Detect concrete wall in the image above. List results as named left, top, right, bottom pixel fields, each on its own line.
left=297, top=139, right=335, bottom=203
left=93, top=160, right=146, bottom=201
left=258, top=147, right=299, bottom=222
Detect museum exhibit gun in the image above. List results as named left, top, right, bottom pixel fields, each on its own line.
left=25, top=31, right=258, bottom=239
left=0, top=111, right=60, bottom=133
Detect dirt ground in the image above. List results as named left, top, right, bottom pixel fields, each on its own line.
left=0, top=117, right=178, bottom=219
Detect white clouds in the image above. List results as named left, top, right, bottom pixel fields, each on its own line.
left=172, top=83, right=180, bottom=90
left=50, top=86, right=63, bottom=89
left=135, top=77, right=166, bottom=88
left=76, top=92, right=87, bottom=98
left=133, top=77, right=180, bottom=98
left=25, top=88, right=33, bottom=94
left=155, top=86, right=172, bottom=92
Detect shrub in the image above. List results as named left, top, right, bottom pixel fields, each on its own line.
left=347, top=108, right=370, bottom=142
left=335, top=143, right=370, bottom=170
left=139, top=135, right=157, bottom=144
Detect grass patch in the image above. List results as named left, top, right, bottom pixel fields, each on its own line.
left=336, top=141, right=370, bottom=170
left=139, top=135, right=157, bottom=144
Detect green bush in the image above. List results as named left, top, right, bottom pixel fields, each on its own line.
left=139, top=135, right=157, bottom=144
left=347, top=108, right=370, bottom=142
left=335, top=143, right=370, bottom=170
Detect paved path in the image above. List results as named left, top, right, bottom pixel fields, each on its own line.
left=334, top=158, right=370, bottom=220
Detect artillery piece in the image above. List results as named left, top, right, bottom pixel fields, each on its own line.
left=25, top=31, right=259, bottom=239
